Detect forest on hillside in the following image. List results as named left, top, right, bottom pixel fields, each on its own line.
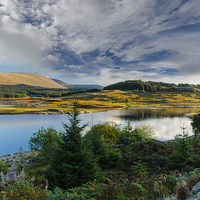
left=0, top=85, right=90, bottom=98
left=104, top=80, right=195, bottom=92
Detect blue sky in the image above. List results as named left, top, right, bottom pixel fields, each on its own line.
left=0, top=0, right=200, bottom=86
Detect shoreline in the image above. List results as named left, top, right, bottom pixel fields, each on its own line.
left=0, top=105, right=199, bottom=115
left=0, top=151, right=37, bottom=175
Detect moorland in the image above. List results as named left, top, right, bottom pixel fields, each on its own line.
left=1, top=75, right=200, bottom=199
left=1, top=83, right=200, bottom=115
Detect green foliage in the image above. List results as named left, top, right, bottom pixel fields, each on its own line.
left=192, top=114, right=200, bottom=135
left=83, top=129, right=121, bottom=170
left=46, top=180, right=102, bottom=200
left=28, top=127, right=61, bottom=162
left=166, top=127, right=197, bottom=171
left=90, top=122, right=121, bottom=143
left=0, top=85, right=89, bottom=98
left=0, top=161, right=9, bottom=174
left=191, top=114, right=200, bottom=144
left=131, top=160, right=147, bottom=174
left=15, top=147, right=27, bottom=172
left=117, top=190, right=129, bottom=200
left=134, top=125, right=155, bottom=141
left=0, top=179, right=47, bottom=200
left=104, top=80, right=164, bottom=92
left=45, top=100, right=101, bottom=190
left=120, top=121, right=155, bottom=142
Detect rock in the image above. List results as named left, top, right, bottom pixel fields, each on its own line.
left=188, top=182, right=200, bottom=200
left=30, top=163, right=37, bottom=169
left=29, top=156, right=37, bottom=163
left=120, top=137, right=131, bottom=145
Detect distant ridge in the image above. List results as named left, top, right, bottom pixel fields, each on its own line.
left=0, top=72, right=66, bottom=89
left=51, top=78, right=103, bottom=90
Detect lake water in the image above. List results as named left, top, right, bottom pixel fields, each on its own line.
left=0, top=107, right=199, bottom=156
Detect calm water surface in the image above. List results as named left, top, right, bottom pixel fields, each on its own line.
left=0, top=107, right=198, bottom=156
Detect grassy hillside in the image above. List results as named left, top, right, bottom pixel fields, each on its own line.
left=0, top=72, right=66, bottom=89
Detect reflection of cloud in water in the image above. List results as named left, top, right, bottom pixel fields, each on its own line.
left=140, top=117, right=193, bottom=141
left=0, top=109, right=195, bottom=156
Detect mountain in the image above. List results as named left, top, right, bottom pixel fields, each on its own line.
left=0, top=72, right=66, bottom=89
left=51, top=78, right=103, bottom=90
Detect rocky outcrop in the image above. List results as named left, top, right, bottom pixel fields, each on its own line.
left=188, top=182, right=200, bottom=200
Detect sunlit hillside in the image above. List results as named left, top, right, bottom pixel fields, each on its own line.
left=0, top=72, right=66, bottom=89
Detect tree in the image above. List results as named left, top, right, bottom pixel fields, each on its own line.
left=120, top=121, right=155, bottom=142
left=89, top=122, right=121, bottom=144
left=45, top=100, right=101, bottom=190
left=83, top=129, right=121, bottom=170
left=191, top=114, right=200, bottom=144
left=28, top=127, right=61, bottom=162
left=191, top=114, right=200, bottom=135
left=166, top=127, right=197, bottom=171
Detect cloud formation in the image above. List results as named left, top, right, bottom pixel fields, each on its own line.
left=0, top=0, right=200, bottom=85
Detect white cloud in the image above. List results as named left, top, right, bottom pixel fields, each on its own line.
left=0, top=0, right=200, bottom=84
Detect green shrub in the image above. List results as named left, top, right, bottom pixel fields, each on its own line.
left=0, top=161, right=9, bottom=174
left=89, top=122, right=121, bottom=143
left=131, top=160, right=147, bottom=174
left=28, top=126, right=61, bottom=162
left=83, top=130, right=121, bottom=170
left=15, top=147, right=27, bottom=173
left=166, top=127, right=198, bottom=171
left=0, top=179, right=47, bottom=199
left=120, top=121, right=155, bottom=142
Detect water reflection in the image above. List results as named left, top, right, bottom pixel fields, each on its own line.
left=0, top=107, right=199, bottom=156
left=114, top=107, right=200, bottom=121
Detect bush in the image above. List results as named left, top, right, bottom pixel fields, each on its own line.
left=0, top=179, right=47, bottom=199
left=166, top=127, right=198, bottom=171
left=89, top=122, right=121, bottom=144
left=28, top=127, right=61, bottom=162
left=15, top=147, right=27, bottom=173
left=120, top=121, right=155, bottom=142
left=0, top=161, right=9, bottom=174
left=83, top=130, right=121, bottom=170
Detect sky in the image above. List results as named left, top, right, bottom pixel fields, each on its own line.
left=0, top=0, right=200, bottom=86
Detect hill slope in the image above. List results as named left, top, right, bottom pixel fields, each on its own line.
left=51, top=78, right=103, bottom=90
left=0, top=72, right=66, bottom=89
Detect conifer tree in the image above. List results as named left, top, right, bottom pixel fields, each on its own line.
left=45, top=100, right=101, bottom=190
left=167, top=127, right=197, bottom=171
left=83, top=129, right=121, bottom=169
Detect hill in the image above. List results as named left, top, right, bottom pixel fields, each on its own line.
left=0, top=72, right=66, bottom=89
left=51, top=78, right=103, bottom=90
left=104, top=80, right=179, bottom=92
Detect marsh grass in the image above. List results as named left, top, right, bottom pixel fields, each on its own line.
left=1, top=88, right=200, bottom=114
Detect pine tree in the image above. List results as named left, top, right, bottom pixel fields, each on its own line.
left=83, top=129, right=121, bottom=170
left=166, top=127, right=197, bottom=171
left=45, top=100, right=101, bottom=190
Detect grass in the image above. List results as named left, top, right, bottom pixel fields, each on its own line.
left=1, top=86, right=200, bottom=114
left=0, top=72, right=65, bottom=89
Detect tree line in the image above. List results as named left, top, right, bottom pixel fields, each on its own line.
left=0, top=85, right=89, bottom=98
left=103, top=80, right=195, bottom=92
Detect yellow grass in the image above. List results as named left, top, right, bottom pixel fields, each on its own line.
left=1, top=87, right=200, bottom=114
left=0, top=72, right=66, bottom=89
